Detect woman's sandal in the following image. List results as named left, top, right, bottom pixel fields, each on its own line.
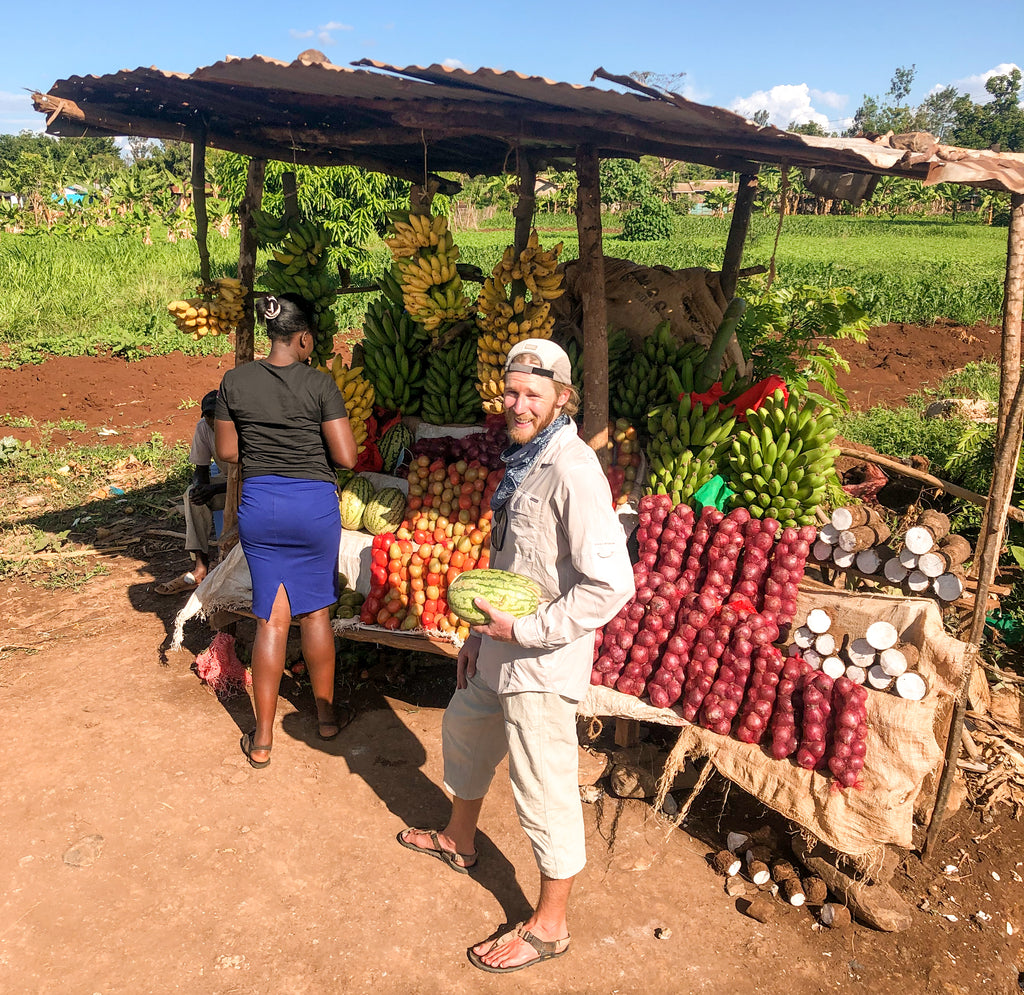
left=467, top=922, right=571, bottom=973
left=240, top=731, right=272, bottom=768
left=396, top=828, right=477, bottom=874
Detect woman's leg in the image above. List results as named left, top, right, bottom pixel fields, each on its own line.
left=298, top=607, right=337, bottom=734
left=248, top=583, right=292, bottom=761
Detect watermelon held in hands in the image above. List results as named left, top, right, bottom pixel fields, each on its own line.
left=447, top=569, right=542, bottom=626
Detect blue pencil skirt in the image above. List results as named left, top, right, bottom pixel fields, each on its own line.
left=238, top=475, right=341, bottom=620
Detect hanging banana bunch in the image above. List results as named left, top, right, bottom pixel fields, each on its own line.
left=475, top=230, right=565, bottom=415
left=360, top=295, right=432, bottom=415
left=168, top=277, right=249, bottom=340
left=385, top=210, right=472, bottom=335
left=254, top=211, right=338, bottom=369
left=421, top=330, right=481, bottom=426
left=323, top=359, right=375, bottom=452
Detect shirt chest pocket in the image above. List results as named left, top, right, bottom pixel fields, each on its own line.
left=507, top=490, right=550, bottom=561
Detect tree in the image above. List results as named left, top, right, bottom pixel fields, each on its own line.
left=787, top=120, right=828, bottom=137
left=215, top=156, right=409, bottom=276
left=599, top=158, right=655, bottom=211
left=918, top=86, right=960, bottom=142
left=751, top=109, right=771, bottom=128
left=847, top=65, right=922, bottom=136
left=950, top=69, right=1024, bottom=151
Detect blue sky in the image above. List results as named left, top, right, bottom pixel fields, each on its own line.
left=3, top=0, right=1022, bottom=137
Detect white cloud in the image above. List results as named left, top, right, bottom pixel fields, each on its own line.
left=0, top=91, right=43, bottom=135
left=810, top=88, right=846, bottom=110
left=948, top=62, right=1022, bottom=103
left=291, top=21, right=353, bottom=46
left=442, top=58, right=466, bottom=70
left=730, top=83, right=834, bottom=129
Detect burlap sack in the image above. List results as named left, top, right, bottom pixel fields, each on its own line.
left=551, top=256, right=747, bottom=372
left=579, top=586, right=968, bottom=855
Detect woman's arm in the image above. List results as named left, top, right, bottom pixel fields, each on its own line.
left=214, top=418, right=239, bottom=465
left=322, top=417, right=357, bottom=469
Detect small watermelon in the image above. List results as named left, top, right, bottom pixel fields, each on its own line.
left=379, top=422, right=414, bottom=474
left=362, top=486, right=407, bottom=535
left=339, top=475, right=375, bottom=531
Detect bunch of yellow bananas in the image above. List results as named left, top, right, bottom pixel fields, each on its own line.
left=475, top=230, right=565, bottom=414
left=168, top=277, right=249, bottom=339
left=323, top=358, right=375, bottom=451
left=385, top=211, right=471, bottom=335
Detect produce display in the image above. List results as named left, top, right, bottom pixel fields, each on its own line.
left=167, top=277, right=248, bottom=339
left=358, top=454, right=503, bottom=639
left=252, top=210, right=338, bottom=367
left=384, top=210, right=473, bottom=333
left=723, top=387, right=839, bottom=528
left=339, top=474, right=376, bottom=531
left=475, top=231, right=565, bottom=414
left=378, top=422, right=415, bottom=475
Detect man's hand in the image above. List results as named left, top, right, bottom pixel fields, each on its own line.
left=456, top=633, right=481, bottom=690
left=469, top=597, right=517, bottom=643
left=189, top=483, right=216, bottom=506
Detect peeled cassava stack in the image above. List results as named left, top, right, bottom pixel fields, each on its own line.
left=831, top=505, right=885, bottom=532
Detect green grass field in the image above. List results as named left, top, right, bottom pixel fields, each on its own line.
left=0, top=213, right=1009, bottom=367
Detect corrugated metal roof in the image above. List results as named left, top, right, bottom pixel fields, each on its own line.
left=30, top=55, right=1024, bottom=193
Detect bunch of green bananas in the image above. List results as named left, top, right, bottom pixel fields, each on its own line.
left=250, top=208, right=290, bottom=244
left=723, top=388, right=840, bottom=527
left=258, top=216, right=337, bottom=368
left=421, top=331, right=481, bottom=425
left=645, top=394, right=737, bottom=506
left=610, top=323, right=707, bottom=425
left=360, top=297, right=432, bottom=415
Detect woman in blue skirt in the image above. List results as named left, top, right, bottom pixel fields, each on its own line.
left=214, top=293, right=357, bottom=768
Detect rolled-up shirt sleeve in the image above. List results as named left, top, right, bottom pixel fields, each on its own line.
left=512, top=467, right=635, bottom=649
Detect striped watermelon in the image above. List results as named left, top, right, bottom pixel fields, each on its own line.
left=339, top=475, right=375, bottom=531
left=379, top=422, right=414, bottom=474
left=362, top=486, right=407, bottom=535
left=446, top=569, right=542, bottom=625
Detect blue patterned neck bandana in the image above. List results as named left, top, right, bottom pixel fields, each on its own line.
left=490, top=414, right=570, bottom=513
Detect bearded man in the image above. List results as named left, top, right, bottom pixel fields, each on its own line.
left=397, top=339, right=634, bottom=973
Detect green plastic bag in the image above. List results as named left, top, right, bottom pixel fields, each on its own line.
left=694, top=475, right=735, bottom=512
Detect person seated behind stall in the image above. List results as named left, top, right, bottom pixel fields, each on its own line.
left=154, top=390, right=226, bottom=596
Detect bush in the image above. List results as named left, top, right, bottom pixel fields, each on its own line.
left=621, top=200, right=673, bottom=241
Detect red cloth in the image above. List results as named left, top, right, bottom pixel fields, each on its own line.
left=683, top=377, right=788, bottom=421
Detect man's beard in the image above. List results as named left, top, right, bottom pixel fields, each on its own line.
left=505, top=401, right=560, bottom=445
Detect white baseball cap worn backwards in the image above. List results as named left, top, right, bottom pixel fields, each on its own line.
left=504, top=338, right=573, bottom=384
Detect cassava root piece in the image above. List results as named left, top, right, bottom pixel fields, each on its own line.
left=820, top=903, right=853, bottom=929
left=831, top=505, right=884, bottom=532
left=855, top=547, right=882, bottom=575
left=713, top=850, right=743, bottom=876
left=747, top=860, right=771, bottom=886
left=780, top=877, right=806, bottom=906
left=802, top=876, right=828, bottom=905
left=933, top=570, right=965, bottom=602
left=895, top=671, right=928, bottom=701
left=770, top=859, right=799, bottom=883
left=865, top=621, right=898, bottom=651
left=884, top=557, right=909, bottom=584
left=838, top=523, right=891, bottom=553
left=904, top=510, right=951, bottom=555
left=744, top=894, right=778, bottom=923
left=806, top=609, right=832, bottom=634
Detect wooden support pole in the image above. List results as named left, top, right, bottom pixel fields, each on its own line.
left=575, top=144, right=609, bottom=462
left=282, top=171, right=299, bottom=226
left=924, top=197, right=1024, bottom=857
left=221, top=157, right=265, bottom=554
left=720, top=173, right=758, bottom=301
left=997, top=193, right=1024, bottom=442
left=513, top=150, right=536, bottom=256
left=190, top=124, right=211, bottom=286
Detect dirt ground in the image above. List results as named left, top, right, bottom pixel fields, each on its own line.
left=1, top=322, right=1023, bottom=995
